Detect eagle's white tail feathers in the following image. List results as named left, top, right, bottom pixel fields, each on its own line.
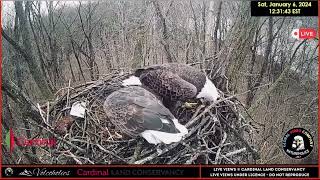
left=122, top=76, right=142, bottom=86
left=140, top=118, right=188, bottom=144
left=140, top=131, right=162, bottom=144
left=196, top=77, right=220, bottom=102
left=172, top=118, right=188, bottom=135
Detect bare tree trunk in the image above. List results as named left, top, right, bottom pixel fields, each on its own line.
left=201, top=1, right=206, bottom=70
left=98, top=25, right=112, bottom=71
left=12, top=12, right=23, bottom=89
left=77, top=2, right=99, bottom=80
left=189, top=0, right=199, bottom=66
left=246, top=20, right=262, bottom=107
left=248, top=39, right=307, bottom=113
left=3, top=77, right=43, bottom=163
left=132, top=38, right=143, bottom=69
left=213, top=1, right=222, bottom=56
left=153, top=1, right=174, bottom=63
left=47, top=1, right=61, bottom=86
left=3, top=77, right=43, bottom=125
left=70, top=38, right=86, bottom=81
left=66, top=44, right=76, bottom=82
left=88, top=3, right=99, bottom=80
left=5, top=1, right=53, bottom=98
left=2, top=94, right=20, bottom=164
left=250, top=17, right=273, bottom=100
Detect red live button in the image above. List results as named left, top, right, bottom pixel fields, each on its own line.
left=292, top=28, right=317, bottom=40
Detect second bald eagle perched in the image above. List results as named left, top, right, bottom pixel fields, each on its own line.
left=122, top=63, right=220, bottom=106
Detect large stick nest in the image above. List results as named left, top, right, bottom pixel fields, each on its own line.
left=40, top=73, right=259, bottom=164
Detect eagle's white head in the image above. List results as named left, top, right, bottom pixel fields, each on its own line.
left=196, top=77, right=220, bottom=102
left=292, top=135, right=305, bottom=151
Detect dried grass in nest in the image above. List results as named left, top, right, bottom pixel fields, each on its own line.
left=40, top=73, right=259, bottom=164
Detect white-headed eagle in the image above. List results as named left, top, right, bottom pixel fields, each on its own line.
left=122, top=63, right=220, bottom=107
left=103, top=86, right=188, bottom=144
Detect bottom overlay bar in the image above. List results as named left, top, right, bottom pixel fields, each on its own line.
left=2, top=166, right=199, bottom=178
left=201, top=166, right=318, bottom=178
left=2, top=166, right=318, bottom=178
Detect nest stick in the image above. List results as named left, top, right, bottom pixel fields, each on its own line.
left=129, top=139, right=143, bottom=164
left=225, top=147, right=247, bottom=157
left=37, top=103, right=49, bottom=126
left=46, top=102, right=50, bottom=125
left=66, top=79, right=71, bottom=107
left=44, top=73, right=257, bottom=165
left=95, top=144, right=126, bottom=163
left=217, top=113, right=260, bottom=160
left=214, top=131, right=227, bottom=164
left=29, top=120, right=86, bottom=153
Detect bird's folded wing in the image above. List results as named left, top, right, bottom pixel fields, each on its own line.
left=126, top=99, right=180, bottom=135
left=132, top=93, right=174, bottom=118
left=139, top=69, right=197, bottom=101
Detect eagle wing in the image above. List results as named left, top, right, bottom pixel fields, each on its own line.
left=139, top=69, right=197, bottom=102
left=104, top=86, right=180, bottom=137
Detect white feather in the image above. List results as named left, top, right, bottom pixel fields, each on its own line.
left=172, top=118, right=188, bottom=135
left=122, top=76, right=142, bottom=86
left=196, top=77, right=220, bottom=102
left=160, top=118, right=170, bottom=124
left=140, top=131, right=162, bottom=144
left=140, top=118, right=188, bottom=144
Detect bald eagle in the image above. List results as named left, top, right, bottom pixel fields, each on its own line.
left=122, top=63, right=220, bottom=107
left=292, top=135, right=305, bottom=151
left=103, top=86, right=188, bottom=144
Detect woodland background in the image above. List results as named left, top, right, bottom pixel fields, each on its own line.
left=1, top=0, right=318, bottom=164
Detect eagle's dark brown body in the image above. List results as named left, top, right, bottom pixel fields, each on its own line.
left=135, top=63, right=207, bottom=103
left=121, top=63, right=220, bottom=127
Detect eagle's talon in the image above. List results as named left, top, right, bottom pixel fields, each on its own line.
left=183, top=102, right=198, bottom=109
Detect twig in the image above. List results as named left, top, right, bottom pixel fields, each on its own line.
left=218, top=113, right=260, bottom=160
left=37, top=103, right=49, bottom=126
left=214, top=131, right=227, bottom=164
left=67, top=152, right=83, bottom=164
left=29, top=120, right=86, bottom=153
left=66, top=79, right=71, bottom=107
left=129, top=139, right=143, bottom=164
left=185, top=84, right=270, bottom=129
left=185, top=153, right=200, bottom=164
left=225, top=148, right=247, bottom=157
left=96, top=144, right=126, bottom=163
left=46, top=102, right=50, bottom=125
